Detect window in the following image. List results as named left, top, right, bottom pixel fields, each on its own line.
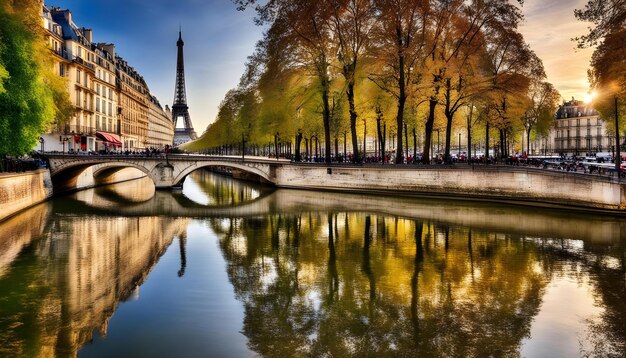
left=96, top=98, right=100, bottom=112
left=96, top=84, right=100, bottom=95
left=109, top=88, right=113, bottom=100
left=76, top=69, right=81, bottom=84
left=109, top=102, right=112, bottom=116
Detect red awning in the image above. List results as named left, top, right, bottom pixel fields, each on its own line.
left=96, top=131, right=123, bottom=146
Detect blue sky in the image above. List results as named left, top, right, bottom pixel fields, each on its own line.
left=47, top=1, right=593, bottom=133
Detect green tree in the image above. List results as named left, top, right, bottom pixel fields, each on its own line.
left=0, top=0, right=71, bottom=156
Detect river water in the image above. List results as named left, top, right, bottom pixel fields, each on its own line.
left=0, top=169, right=625, bottom=357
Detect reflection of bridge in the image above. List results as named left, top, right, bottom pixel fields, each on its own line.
left=46, top=154, right=278, bottom=193
left=62, top=188, right=625, bottom=242
left=45, top=153, right=626, bottom=210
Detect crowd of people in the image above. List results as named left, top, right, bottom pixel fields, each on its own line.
left=0, top=155, right=48, bottom=173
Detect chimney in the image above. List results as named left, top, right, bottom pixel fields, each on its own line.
left=83, top=28, right=92, bottom=43
left=98, top=43, right=116, bottom=59
left=62, top=10, right=72, bottom=25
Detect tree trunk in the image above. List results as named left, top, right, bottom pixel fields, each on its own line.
left=526, top=127, right=532, bottom=155
left=383, top=124, right=387, bottom=164
left=444, top=78, right=453, bottom=164
left=348, top=81, right=360, bottom=163
left=404, top=121, right=409, bottom=163
left=343, top=132, right=347, bottom=161
left=318, top=58, right=332, bottom=164
left=295, top=132, right=303, bottom=162
left=395, top=30, right=406, bottom=165
left=377, top=114, right=383, bottom=163
left=422, top=99, right=437, bottom=164
left=467, top=105, right=473, bottom=164
left=396, top=95, right=405, bottom=164
left=413, top=128, right=417, bottom=164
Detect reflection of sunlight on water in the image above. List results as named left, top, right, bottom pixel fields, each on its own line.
left=182, top=173, right=211, bottom=205
left=256, top=256, right=278, bottom=290
left=521, top=274, right=603, bottom=357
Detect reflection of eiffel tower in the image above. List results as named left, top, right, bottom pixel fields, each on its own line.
left=172, top=30, right=197, bottom=145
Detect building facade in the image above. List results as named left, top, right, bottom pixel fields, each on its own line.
left=553, top=98, right=614, bottom=156
left=40, top=5, right=171, bottom=153
left=116, top=57, right=149, bottom=150
left=147, top=96, right=174, bottom=148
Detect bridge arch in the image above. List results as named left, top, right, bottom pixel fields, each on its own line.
left=51, top=160, right=156, bottom=194
left=172, top=162, right=274, bottom=187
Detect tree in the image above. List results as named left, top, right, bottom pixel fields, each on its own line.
left=520, top=81, right=560, bottom=155
left=369, top=0, right=427, bottom=164
left=482, top=26, right=544, bottom=159
left=235, top=0, right=337, bottom=163
left=576, top=0, right=626, bottom=135
left=0, top=0, right=72, bottom=155
left=330, top=0, right=374, bottom=163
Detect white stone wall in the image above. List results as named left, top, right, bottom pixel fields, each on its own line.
left=274, top=165, right=626, bottom=209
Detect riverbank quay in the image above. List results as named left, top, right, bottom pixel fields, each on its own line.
left=0, top=169, right=53, bottom=222
left=273, top=163, right=626, bottom=212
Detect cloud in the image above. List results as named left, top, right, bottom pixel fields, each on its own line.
left=519, top=0, right=596, bottom=101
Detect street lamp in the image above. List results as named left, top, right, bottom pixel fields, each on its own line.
left=60, top=136, right=69, bottom=154
left=615, top=95, right=620, bottom=176
left=39, top=137, right=45, bottom=153
left=458, top=132, right=461, bottom=157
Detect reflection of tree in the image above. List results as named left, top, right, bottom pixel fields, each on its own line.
left=186, top=170, right=270, bottom=206
left=533, top=238, right=626, bottom=357
left=178, top=233, right=187, bottom=277
left=211, top=213, right=551, bottom=357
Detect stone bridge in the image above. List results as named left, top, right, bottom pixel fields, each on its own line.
left=44, top=153, right=626, bottom=210
left=45, top=154, right=279, bottom=193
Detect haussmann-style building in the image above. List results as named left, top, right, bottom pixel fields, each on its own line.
left=40, top=5, right=172, bottom=153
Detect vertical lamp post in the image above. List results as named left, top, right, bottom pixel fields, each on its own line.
left=39, top=137, right=45, bottom=153
left=241, top=132, right=246, bottom=161
left=458, top=132, right=461, bottom=157
left=615, top=95, right=620, bottom=176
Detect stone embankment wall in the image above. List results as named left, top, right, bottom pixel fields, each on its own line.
left=274, top=165, right=626, bottom=210
left=0, top=167, right=147, bottom=222
left=0, top=169, right=53, bottom=222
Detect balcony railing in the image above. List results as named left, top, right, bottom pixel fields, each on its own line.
left=64, top=125, right=95, bottom=136
left=73, top=56, right=96, bottom=72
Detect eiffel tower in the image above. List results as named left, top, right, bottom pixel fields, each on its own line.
left=172, top=29, right=197, bottom=145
